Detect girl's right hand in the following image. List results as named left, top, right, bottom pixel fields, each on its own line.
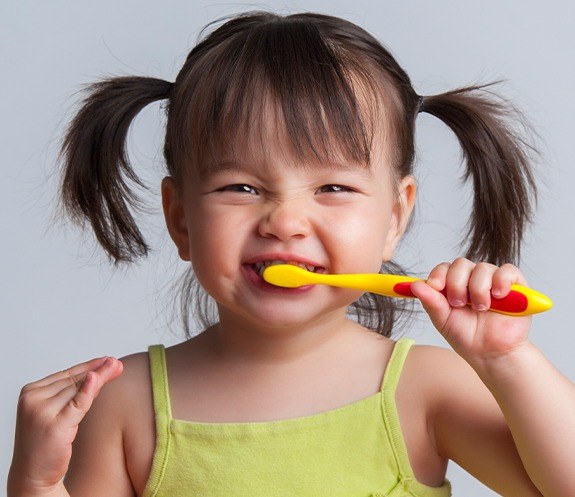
left=9, top=356, right=123, bottom=495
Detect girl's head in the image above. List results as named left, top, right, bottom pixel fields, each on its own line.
left=59, top=11, right=536, bottom=336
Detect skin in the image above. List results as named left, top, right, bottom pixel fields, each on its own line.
left=8, top=124, right=575, bottom=497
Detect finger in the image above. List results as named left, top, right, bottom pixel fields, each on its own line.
left=444, top=257, right=475, bottom=308
left=29, top=356, right=109, bottom=390
left=426, top=262, right=451, bottom=291
left=54, top=371, right=100, bottom=428
left=492, top=263, right=527, bottom=298
left=57, top=357, right=123, bottom=427
left=410, top=280, right=452, bottom=334
left=33, top=370, right=97, bottom=401
left=47, top=381, right=90, bottom=417
left=468, top=262, right=498, bottom=312
left=23, top=357, right=112, bottom=402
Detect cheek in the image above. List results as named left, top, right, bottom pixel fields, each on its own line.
left=186, top=206, right=252, bottom=279
left=188, top=216, right=228, bottom=264
left=324, top=205, right=391, bottom=272
left=186, top=226, right=233, bottom=301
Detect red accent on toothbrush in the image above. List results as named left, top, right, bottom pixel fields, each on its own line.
left=393, top=282, right=416, bottom=297
left=393, top=283, right=529, bottom=313
left=489, top=290, right=528, bottom=313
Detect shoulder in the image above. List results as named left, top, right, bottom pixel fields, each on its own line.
left=400, top=343, right=498, bottom=421
left=403, top=342, right=470, bottom=377
left=80, top=349, right=154, bottom=443
left=402, top=342, right=482, bottom=391
left=83, top=350, right=153, bottom=425
left=115, top=349, right=154, bottom=404
left=74, top=349, right=153, bottom=437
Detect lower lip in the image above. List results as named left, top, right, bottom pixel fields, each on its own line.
left=242, top=264, right=315, bottom=294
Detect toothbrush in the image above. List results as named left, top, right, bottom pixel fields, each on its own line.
left=262, top=264, right=553, bottom=316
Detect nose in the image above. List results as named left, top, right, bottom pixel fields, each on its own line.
left=258, top=200, right=312, bottom=241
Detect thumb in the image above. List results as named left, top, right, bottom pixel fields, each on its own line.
left=410, top=280, right=452, bottom=335
left=59, top=357, right=123, bottom=428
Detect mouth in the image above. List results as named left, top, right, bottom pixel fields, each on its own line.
left=251, top=260, right=325, bottom=278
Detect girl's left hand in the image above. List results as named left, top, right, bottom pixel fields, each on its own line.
left=410, top=258, right=532, bottom=371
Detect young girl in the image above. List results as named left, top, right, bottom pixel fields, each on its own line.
left=8, top=11, right=575, bottom=497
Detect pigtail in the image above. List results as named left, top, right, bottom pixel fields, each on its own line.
left=59, top=76, right=173, bottom=263
left=420, top=84, right=537, bottom=265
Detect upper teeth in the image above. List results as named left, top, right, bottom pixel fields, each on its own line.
left=253, top=260, right=317, bottom=276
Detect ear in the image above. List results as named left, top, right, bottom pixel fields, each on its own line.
left=382, top=175, right=416, bottom=261
left=161, top=176, right=191, bottom=261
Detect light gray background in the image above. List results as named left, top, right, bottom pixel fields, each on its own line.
left=2, top=1, right=574, bottom=495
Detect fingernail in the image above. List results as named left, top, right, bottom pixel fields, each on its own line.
left=452, top=299, right=465, bottom=307
left=473, top=304, right=487, bottom=312
left=492, top=289, right=502, bottom=297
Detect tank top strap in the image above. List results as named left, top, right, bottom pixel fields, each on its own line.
left=380, top=338, right=419, bottom=488
left=146, top=344, right=173, bottom=495
left=148, top=344, right=173, bottom=420
left=380, top=337, right=414, bottom=394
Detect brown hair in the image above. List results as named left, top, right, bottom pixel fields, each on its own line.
left=59, top=11, right=537, bottom=337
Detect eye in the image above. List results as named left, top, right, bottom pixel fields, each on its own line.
left=316, top=184, right=355, bottom=194
left=219, top=184, right=259, bottom=195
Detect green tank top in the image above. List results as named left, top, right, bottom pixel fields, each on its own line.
left=142, top=338, right=451, bottom=497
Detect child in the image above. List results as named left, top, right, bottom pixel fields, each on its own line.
left=8, top=10, right=575, bottom=497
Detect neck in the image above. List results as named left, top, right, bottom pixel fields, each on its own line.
left=205, top=307, right=358, bottom=366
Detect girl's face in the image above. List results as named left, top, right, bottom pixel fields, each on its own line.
left=163, top=126, right=415, bottom=332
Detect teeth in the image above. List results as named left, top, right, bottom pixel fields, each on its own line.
left=253, top=260, right=317, bottom=277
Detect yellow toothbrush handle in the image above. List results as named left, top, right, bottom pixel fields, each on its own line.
left=311, top=272, right=421, bottom=296
left=262, top=265, right=553, bottom=316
